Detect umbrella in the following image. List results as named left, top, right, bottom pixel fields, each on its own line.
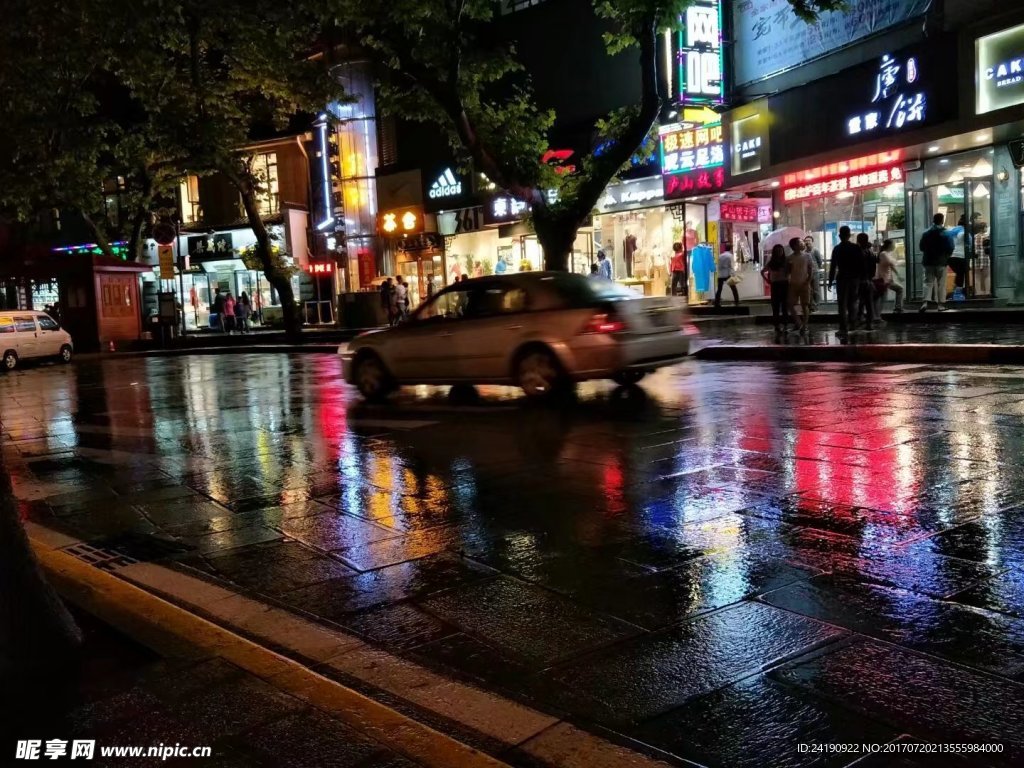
left=759, top=227, right=808, bottom=259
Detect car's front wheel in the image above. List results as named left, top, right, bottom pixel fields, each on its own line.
left=59, top=344, right=73, bottom=364
left=353, top=353, right=394, bottom=401
left=516, top=347, right=568, bottom=400
left=2, top=349, right=18, bottom=371
left=612, top=370, right=646, bottom=386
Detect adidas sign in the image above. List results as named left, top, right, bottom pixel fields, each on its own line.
left=428, top=168, right=463, bottom=199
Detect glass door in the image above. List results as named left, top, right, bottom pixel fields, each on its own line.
left=961, top=179, right=993, bottom=297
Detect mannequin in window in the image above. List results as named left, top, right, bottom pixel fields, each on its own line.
left=684, top=221, right=699, bottom=253
left=623, top=230, right=637, bottom=278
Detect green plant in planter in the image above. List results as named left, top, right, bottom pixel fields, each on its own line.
left=888, top=207, right=906, bottom=230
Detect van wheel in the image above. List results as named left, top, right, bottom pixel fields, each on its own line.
left=59, top=345, right=73, bottom=364
left=353, top=353, right=394, bottom=401
left=516, top=347, right=568, bottom=400
left=2, top=350, right=17, bottom=371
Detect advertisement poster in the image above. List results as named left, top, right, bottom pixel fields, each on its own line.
left=732, top=0, right=932, bottom=86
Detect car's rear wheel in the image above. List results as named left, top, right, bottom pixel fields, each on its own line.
left=59, top=344, right=73, bottom=364
left=516, top=347, right=567, bottom=400
left=612, top=370, right=646, bottom=386
left=2, top=349, right=17, bottom=371
left=353, top=353, right=393, bottom=401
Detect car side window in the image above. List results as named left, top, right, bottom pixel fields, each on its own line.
left=417, top=288, right=470, bottom=321
left=0, top=317, right=14, bottom=334
left=469, top=286, right=529, bottom=318
left=38, top=316, right=60, bottom=331
left=14, top=316, right=37, bottom=333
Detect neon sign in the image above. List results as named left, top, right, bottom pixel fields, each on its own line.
left=675, top=0, right=723, bottom=105
left=846, top=53, right=926, bottom=136
left=783, top=165, right=904, bottom=202
left=978, top=23, right=1024, bottom=114
left=304, top=262, right=334, bottom=275
left=660, top=120, right=727, bottom=199
left=781, top=151, right=902, bottom=187
left=427, top=168, right=463, bottom=199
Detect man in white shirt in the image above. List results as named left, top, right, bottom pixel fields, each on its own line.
left=875, top=239, right=904, bottom=315
left=713, top=243, right=739, bottom=308
left=786, top=237, right=815, bottom=332
left=394, top=276, right=409, bottom=320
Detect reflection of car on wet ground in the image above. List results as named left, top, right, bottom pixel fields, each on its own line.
left=341, top=272, right=695, bottom=400
left=0, top=311, right=74, bottom=371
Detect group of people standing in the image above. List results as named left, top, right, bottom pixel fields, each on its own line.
left=211, top=289, right=253, bottom=334
left=828, top=227, right=903, bottom=339
left=379, top=275, right=412, bottom=326
left=759, top=230, right=902, bottom=339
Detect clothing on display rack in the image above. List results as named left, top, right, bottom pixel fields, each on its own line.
left=623, top=233, right=637, bottom=278
left=689, top=243, right=715, bottom=293
left=751, top=232, right=761, bottom=264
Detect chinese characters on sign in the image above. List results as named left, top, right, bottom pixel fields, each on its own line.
left=660, top=121, right=727, bottom=199
left=483, top=191, right=558, bottom=225
left=782, top=165, right=904, bottom=202
left=676, top=0, right=723, bottom=105
left=846, top=53, right=926, bottom=136
left=719, top=202, right=772, bottom=223
left=378, top=207, right=424, bottom=235
left=781, top=151, right=902, bottom=187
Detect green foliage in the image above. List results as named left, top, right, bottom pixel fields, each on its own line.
left=334, top=0, right=843, bottom=267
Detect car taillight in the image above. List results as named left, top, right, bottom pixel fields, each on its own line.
left=582, top=312, right=626, bottom=334
left=681, top=321, right=700, bottom=336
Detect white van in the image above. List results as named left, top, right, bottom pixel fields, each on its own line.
left=0, top=311, right=74, bottom=370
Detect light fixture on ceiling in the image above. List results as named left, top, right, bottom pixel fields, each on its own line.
left=772, top=210, right=781, bottom=219
left=770, top=181, right=780, bottom=188
left=936, top=184, right=951, bottom=198
left=972, top=158, right=993, bottom=177
left=974, top=183, right=990, bottom=197
left=975, top=134, right=990, bottom=143
left=927, top=145, right=941, bottom=153
left=939, top=159, right=950, bottom=165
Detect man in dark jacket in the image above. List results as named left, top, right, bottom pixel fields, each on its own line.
left=211, top=289, right=226, bottom=333
left=828, top=226, right=863, bottom=339
left=919, top=213, right=953, bottom=312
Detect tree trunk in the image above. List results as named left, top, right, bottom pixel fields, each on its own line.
left=534, top=209, right=583, bottom=272
left=80, top=213, right=118, bottom=260
left=0, top=462, right=82, bottom=680
left=227, top=166, right=301, bottom=340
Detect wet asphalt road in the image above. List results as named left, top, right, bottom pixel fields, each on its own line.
left=4, top=354, right=1024, bottom=766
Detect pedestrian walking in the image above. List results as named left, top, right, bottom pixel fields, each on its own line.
left=804, top=235, right=825, bottom=308
left=919, top=213, right=953, bottom=312
left=597, top=249, right=612, bottom=280
left=874, top=239, right=904, bottom=316
left=856, top=233, right=881, bottom=329
left=394, top=276, right=409, bottom=322
left=828, top=226, right=864, bottom=340
left=761, top=244, right=789, bottom=335
left=714, top=242, right=740, bottom=308
left=669, top=241, right=687, bottom=298
left=786, top=237, right=815, bottom=333
left=223, top=292, right=236, bottom=334
left=212, top=289, right=226, bottom=333
left=236, top=292, right=252, bottom=334
left=380, top=278, right=395, bottom=326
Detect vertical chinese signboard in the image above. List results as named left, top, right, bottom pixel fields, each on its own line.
left=675, top=0, right=724, bottom=105
left=661, top=121, right=727, bottom=199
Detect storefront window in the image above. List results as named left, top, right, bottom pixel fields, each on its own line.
left=909, top=148, right=994, bottom=298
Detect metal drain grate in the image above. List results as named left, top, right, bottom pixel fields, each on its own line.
left=61, top=542, right=139, bottom=572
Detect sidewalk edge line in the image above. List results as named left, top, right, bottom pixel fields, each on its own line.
left=29, top=540, right=510, bottom=768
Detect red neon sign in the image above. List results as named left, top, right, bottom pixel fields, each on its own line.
left=305, top=261, right=334, bottom=275
left=781, top=150, right=903, bottom=188
left=719, top=203, right=759, bottom=223
left=664, top=167, right=726, bottom=199
left=782, top=164, right=904, bottom=203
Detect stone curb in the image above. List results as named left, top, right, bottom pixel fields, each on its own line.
left=694, top=343, right=1024, bottom=365
left=28, top=539, right=511, bottom=768
left=26, top=525, right=676, bottom=768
